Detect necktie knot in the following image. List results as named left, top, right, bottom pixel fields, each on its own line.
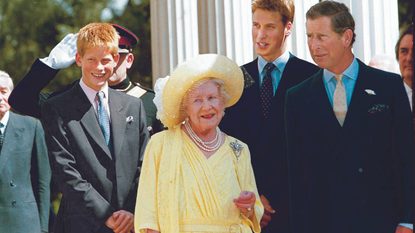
left=334, top=74, right=343, bottom=82
left=264, top=63, right=276, bottom=74
left=97, top=91, right=105, bottom=103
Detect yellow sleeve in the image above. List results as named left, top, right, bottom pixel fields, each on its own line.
left=236, top=140, right=264, bottom=233
left=134, top=133, right=163, bottom=233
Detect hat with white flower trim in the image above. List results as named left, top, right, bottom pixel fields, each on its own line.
left=153, top=54, right=243, bottom=129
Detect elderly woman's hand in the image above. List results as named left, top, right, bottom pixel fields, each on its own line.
left=233, top=191, right=256, bottom=219
left=146, top=229, right=160, bottom=233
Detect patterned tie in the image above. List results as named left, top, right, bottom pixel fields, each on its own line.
left=0, top=122, right=4, bottom=151
left=333, top=74, right=347, bottom=126
left=260, top=63, right=276, bottom=119
left=97, top=92, right=112, bottom=152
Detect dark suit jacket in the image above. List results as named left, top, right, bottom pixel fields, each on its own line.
left=285, top=59, right=413, bottom=233
left=0, top=112, right=50, bottom=232
left=9, top=58, right=163, bottom=134
left=220, top=55, right=319, bottom=232
left=41, top=83, right=150, bottom=233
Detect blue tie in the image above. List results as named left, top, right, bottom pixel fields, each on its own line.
left=97, top=91, right=112, bottom=153
left=260, top=63, right=276, bottom=119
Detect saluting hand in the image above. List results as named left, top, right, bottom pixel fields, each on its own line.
left=42, top=33, right=78, bottom=69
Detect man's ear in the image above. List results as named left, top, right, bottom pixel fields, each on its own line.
left=126, top=53, right=134, bottom=69
left=75, top=53, right=82, bottom=67
left=285, top=21, right=293, bottom=37
left=342, top=29, right=353, bottom=47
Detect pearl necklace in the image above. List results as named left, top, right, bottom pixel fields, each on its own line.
left=184, top=120, right=222, bottom=152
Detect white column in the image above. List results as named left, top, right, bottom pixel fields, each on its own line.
left=288, top=0, right=320, bottom=63
left=167, top=0, right=178, bottom=70
left=150, top=0, right=170, bottom=84
left=175, top=0, right=199, bottom=64
left=151, top=0, right=199, bottom=85
left=198, top=0, right=217, bottom=54
left=331, top=0, right=399, bottom=63
left=212, top=0, right=253, bottom=65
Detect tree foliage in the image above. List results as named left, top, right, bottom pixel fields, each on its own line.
left=398, top=0, right=413, bottom=28
left=0, top=0, right=151, bottom=93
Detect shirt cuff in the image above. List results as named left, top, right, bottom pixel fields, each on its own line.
left=39, top=57, right=57, bottom=69
left=399, top=223, right=413, bottom=230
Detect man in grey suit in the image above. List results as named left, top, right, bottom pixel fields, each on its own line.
left=42, top=23, right=150, bottom=233
left=0, top=71, right=50, bottom=232
left=285, top=2, right=413, bottom=232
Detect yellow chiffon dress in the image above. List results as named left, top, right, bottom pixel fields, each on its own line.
left=134, top=127, right=263, bottom=233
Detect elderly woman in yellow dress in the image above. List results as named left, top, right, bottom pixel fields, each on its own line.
left=134, top=54, right=263, bottom=233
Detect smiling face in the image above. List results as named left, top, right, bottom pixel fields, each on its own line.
left=185, top=80, right=225, bottom=136
left=398, top=34, right=413, bottom=85
left=252, top=9, right=292, bottom=62
left=306, top=16, right=354, bottom=74
left=75, top=46, right=119, bottom=91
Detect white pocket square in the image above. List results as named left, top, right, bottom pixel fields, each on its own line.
left=365, top=89, right=376, bottom=95
left=126, top=116, right=134, bottom=123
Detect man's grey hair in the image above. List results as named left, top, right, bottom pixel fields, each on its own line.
left=0, top=70, right=14, bottom=90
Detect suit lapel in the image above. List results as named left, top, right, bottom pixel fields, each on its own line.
left=0, top=112, right=24, bottom=174
left=243, top=58, right=262, bottom=119
left=306, top=70, right=342, bottom=138
left=273, top=56, right=299, bottom=100
left=108, top=90, right=126, bottom=160
left=242, top=60, right=264, bottom=154
left=262, top=57, right=305, bottom=126
left=334, top=61, right=375, bottom=153
left=73, top=84, right=112, bottom=159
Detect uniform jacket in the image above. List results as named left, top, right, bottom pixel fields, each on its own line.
left=285, top=60, right=413, bottom=233
left=220, top=55, right=319, bottom=232
left=41, top=83, right=150, bottom=233
left=124, top=82, right=163, bottom=134
left=0, top=112, right=50, bottom=232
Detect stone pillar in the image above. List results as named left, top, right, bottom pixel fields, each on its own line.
left=287, top=0, right=319, bottom=64
left=335, top=0, right=400, bottom=63
left=150, top=0, right=199, bottom=82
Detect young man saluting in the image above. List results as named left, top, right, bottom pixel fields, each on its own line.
left=42, top=23, right=150, bottom=233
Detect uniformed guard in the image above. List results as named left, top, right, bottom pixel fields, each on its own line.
left=109, top=24, right=163, bottom=135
